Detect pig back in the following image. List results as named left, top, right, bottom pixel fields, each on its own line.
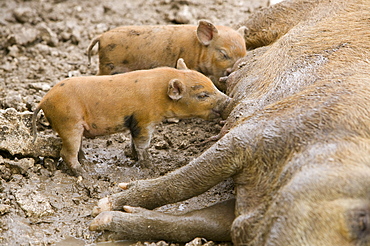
left=98, top=25, right=202, bottom=72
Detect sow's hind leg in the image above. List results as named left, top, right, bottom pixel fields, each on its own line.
left=90, top=199, right=235, bottom=242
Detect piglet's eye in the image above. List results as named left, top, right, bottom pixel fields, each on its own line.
left=220, top=49, right=230, bottom=60
left=197, top=92, right=209, bottom=100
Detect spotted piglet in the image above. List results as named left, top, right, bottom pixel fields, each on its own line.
left=87, top=20, right=247, bottom=91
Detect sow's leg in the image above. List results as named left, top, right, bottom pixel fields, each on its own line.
left=90, top=199, right=235, bottom=242
left=90, top=124, right=244, bottom=241
left=92, top=131, right=244, bottom=215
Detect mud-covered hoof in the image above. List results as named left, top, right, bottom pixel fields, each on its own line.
left=89, top=211, right=113, bottom=231
left=91, top=197, right=112, bottom=217
left=137, top=159, right=153, bottom=169
left=70, top=164, right=86, bottom=178
left=124, top=149, right=134, bottom=159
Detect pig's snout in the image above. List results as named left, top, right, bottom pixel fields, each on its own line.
left=219, top=76, right=229, bottom=83
left=216, top=68, right=234, bottom=92
left=224, top=68, right=233, bottom=76
left=213, top=94, right=233, bottom=120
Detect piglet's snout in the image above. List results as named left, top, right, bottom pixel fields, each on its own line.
left=225, top=68, right=233, bottom=76
left=213, top=94, right=233, bottom=120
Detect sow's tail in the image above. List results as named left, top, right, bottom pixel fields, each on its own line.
left=86, top=35, right=101, bottom=65
left=31, top=106, right=42, bottom=143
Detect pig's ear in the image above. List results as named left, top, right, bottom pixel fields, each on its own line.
left=168, top=79, right=185, bottom=101
left=237, top=26, right=249, bottom=39
left=197, top=20, right=219, bottom=46
left=176, top=58, right=188, bottom=70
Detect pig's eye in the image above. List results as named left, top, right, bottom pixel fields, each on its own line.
left=197, top=92, right=210, bottom=100
left=219, top=49, right=230, bottom=60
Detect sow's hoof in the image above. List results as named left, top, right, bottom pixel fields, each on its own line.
left=89, top=211, right=114, bottom=231
left=91, top=197, right=112, bottom=217
left=90, top=206, right=173, bottom=239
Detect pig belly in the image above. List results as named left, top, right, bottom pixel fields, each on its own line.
left=82, top=118, right=128, bottom=138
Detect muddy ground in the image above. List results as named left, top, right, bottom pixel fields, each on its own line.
left=0, top=0, right=269, bottom=245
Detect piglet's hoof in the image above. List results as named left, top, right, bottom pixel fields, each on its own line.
left=137, top=159, right=156, bottom=171
left=91, top=197, right=112, bottom=217
left=70, top=165, right=87, bottom=179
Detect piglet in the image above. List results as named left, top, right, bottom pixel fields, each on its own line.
left=32, top=59, right=231, bottom=177
left=87, top=20, right=247, bottom=91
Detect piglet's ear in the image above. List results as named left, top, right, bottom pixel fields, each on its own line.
left=176, top=58, right=188, bottom=70
left=237, top=26, right=249, bottom=39
left=168, top=79, right=185, bottom=101
left=197, top=20, right=218, bottom=46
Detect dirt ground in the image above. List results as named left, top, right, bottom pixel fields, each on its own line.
left=0, top=0, right=269, bottom=245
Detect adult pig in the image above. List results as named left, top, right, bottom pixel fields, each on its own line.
left=239, top=0, right=322, bottom=49
left=32, top=59, right=231, bottom=177
left=90, top=0, right=370, bottom=245
left=87, top=20, right=247, bottom=91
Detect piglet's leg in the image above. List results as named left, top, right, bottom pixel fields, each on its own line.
left=90, top=199, right=235, bottom=242
left=58, top=125, right=86, bottom=177
left=124, top=114, right=153, bottom=168
left=92, top=132, right=243, bottom=215
left=78, top=143, right=86, bottom=163
left=131, top=128, right=152, bottom=168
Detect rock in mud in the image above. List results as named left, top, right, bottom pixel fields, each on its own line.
left=0, top=108, right=61, bottom=158
left=0, top=156, right=34, bottom=175
left=12, top=26, right=39, bottom=46
left=12, top=7, right=41, bottom=24
left=37, top=23, right=59, bottom=47
left=0, top=204, right=11, bottom=215
left=7, top=45, right=20, bottom=57
left=185, top=238, right=204, bottom=246
left=14, top=187, right=54, bottom=218
left=29, top=82, right=51, bottom=92
left=166, top=4, right=195, bottom=24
